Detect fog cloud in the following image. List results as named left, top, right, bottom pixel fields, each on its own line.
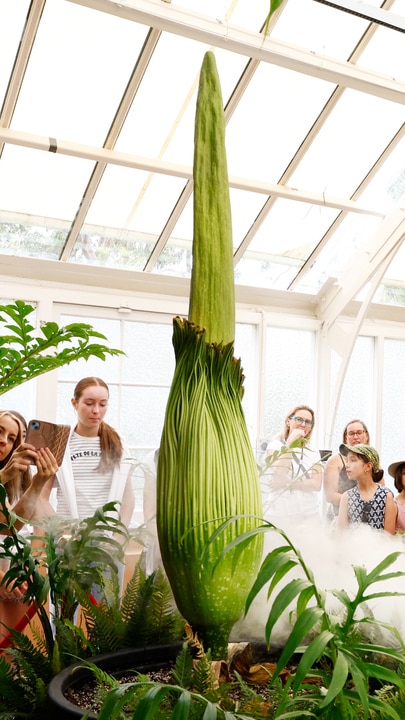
left=232, top=520, right=405, bottom=650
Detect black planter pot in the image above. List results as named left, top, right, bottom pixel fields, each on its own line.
left=47, top=641, right=184, bottom=719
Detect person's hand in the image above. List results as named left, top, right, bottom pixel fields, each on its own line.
left=31, top=447, right=59, bottom=488
left=286, top=427, right=306, bottom=446
left=268, top=473, right=289, bottom=491
left=0, top=569, right=28, bottom=601
left=0, top=443, right=37, bottom=485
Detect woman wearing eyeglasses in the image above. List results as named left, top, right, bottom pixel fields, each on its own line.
left=337, top=444, right=395, bottom=533
left=263, top=405, right=322, bottom=525
left=324, top=419, right=373, bottom=521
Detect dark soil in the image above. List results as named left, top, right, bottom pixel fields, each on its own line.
left=63, top=646, right=301, bottom=716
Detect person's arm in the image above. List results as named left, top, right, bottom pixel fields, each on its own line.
left=0, top=447, right=57, bottom=531
left=323, top=454, right=344, bottom=506
left=267, top=443, right=322, bottom=493
left=298, top=461, right=322, bottom=492
left=337, top=491, right=349, bottom=529
left=384, top=492, right=397, bottom=535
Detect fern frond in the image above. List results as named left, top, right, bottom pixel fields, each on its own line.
left=121, top=565, right=184, bottom=647
left=84, top=660, right=121, bottom=689
left=191, top=647, right=215, bottom=697
left=171, top=642, right=194, bottom=689
left=119, top=563, right=144, bottom=625
left=0, top=647, right=46, bottom=717
left=80, top=593, right=125, bottom=654
left=185, top=624, right=205, bottom=658
left=6, top=627, right=53, bottom=683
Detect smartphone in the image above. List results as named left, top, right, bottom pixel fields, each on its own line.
left=26, top=419, right=70, bottom=467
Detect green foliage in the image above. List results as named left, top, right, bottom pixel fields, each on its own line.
left=264, top=0, right=286, bottom=34
left=81, top=564, right=184, bottom=654
left=0, top=482, right=185, bottom=717
left=87, top=640, right=277, bottom=720
left=0, top=642, right=50, bottom=718
left=0, top=485, right=128, bottom=658
left=171, top=642, right=194, bottom=690
left=368, top=662, right=405, bottom=718
left=215, top=517, right=405, bottom=719
left=0, top=483, right=130, bottom=714
left=0, top=299, right=124, bottom=394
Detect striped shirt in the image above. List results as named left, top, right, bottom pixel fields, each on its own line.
left=56, top=432, right=113, bottom=520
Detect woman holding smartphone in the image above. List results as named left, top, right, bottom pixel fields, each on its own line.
left=0, top=410, right=58, bottom=637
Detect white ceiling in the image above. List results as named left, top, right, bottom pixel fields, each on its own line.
left=1, top=0, right=405, bottom=314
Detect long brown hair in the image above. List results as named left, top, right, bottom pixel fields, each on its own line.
left=73, top=377, right=123, bottom=470
left=0, top=411, right=30, bottom=505
left=278, top=404, right=315, bottom=442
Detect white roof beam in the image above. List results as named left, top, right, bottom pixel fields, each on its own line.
left=317, top=202, right=405, bottom=328
left=67, top=0, right=405, bottom=104
left=0, top=125, right=386, bottom=219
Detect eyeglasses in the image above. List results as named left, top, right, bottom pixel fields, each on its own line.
left=289, top=416, right=314, bottom=427
left=362, top=501, right=372, bottom=523
left=347, top=430, right=365, bottom=438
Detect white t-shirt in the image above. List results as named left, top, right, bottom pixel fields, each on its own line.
left=56, top=433, right=113, bottom=520
left=262, top=440, right=321, bottom=521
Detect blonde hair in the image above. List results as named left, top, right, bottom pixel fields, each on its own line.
left=278, top=404, right=315, bottom=443
left=0, top=411, right=30, bottom=505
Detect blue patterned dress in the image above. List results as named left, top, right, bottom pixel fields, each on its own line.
left=347, top=485, right=392, bottom=529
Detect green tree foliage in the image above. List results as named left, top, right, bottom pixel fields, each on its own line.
left=0, top=299, right=124, bottom=394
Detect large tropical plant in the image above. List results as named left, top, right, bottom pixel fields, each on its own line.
left=156, top=51, right=263, bottom=661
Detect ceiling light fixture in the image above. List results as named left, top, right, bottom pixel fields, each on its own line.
left=313, top=0, right=405, bottom=33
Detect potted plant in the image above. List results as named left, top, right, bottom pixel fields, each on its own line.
left=0, top=484, right=184, bottom=718
left=46, top=39, right=405, bottom=720
left=47, top=532, right=405, bottom=719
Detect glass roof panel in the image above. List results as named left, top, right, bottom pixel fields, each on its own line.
left=236, top=255, right=301, bottom=291
left=359, top=0, right=405, bottom=80
left=289, top=89, right=405, bottom=197
left=0, top=144, right=95, bottom=220
left=114, top=32, right=204, bottom=162
left=10, top=0, right=148, bottom=145
left=225, top=61, right=336, bottom=183
left=270, top=0, right=378, bottom=58
left=230, top=189, right=272, bottom=249
left=244, top=198, right=340, bottom=289
left=0, top=218, right=67, bottom=261
left=360, top=133, right=405, bottom=212
left=69, top=229, right=154, bottom=271
left=0, top=1, right=30, bottom=102
left=295, top=212, right=383, bottom=294
left=1, top=0, right=405, bottom=307
left=83, top=164, right=186, bottom=233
